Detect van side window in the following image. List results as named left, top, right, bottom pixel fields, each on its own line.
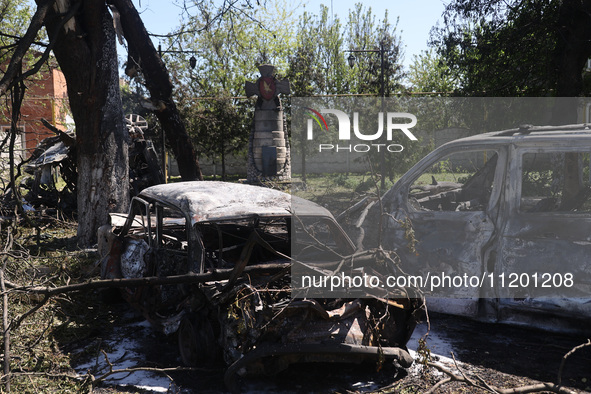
left=520, top=152, right=591, bottom=213
left=409, top=150, right=498, bottom=212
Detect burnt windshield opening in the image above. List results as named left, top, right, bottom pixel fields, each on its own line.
left=291, top=216, right=356, bottom=263
left=197, top=216, right=291, bottom=272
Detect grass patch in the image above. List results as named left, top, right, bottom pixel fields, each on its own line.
left=0, top=220, right=124, bottom=393
left=292, top=172, right=397, bottom=216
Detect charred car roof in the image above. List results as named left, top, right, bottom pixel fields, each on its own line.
left=137, top=181, right=332, bottom=224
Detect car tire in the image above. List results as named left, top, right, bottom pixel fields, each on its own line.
left=178, top=312, right=219, bottom=366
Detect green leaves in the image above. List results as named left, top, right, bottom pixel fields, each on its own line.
left=407, top=49, right=459, bottom=94
left=286, top=4, right=405, bottom=97
left=0, top=0, right=36, bottom=64
left=0, top=0, right=33, bottom=39
left=431, top=0, right=572, bottom=97
left=148, top=1, right=407, bottom=179
left=154, top=0, right=298, bottom=178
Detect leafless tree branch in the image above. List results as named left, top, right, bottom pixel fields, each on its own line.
left=88, top=349, right=215, bottom=386
left=0, top=0, right=55, bottom=96
left=18, top=2, right=80, bottom=82
left=0, top=31, right=48, bottom=48
left=1, top=257, right=11, bottom=391
left=557, top=339, right=591, bottom=385
left=3, top=263, right=290, bottom=297
left=425, top=356, right=579, bottom=394
left=0, top=0, right=81, bottom=97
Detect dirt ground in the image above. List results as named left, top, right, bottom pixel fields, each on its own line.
left=72, top=300, right=591, bottom=394
left=399, top=312, right=591, bottom=394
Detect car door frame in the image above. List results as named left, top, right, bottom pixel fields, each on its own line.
left=379, top=142, right=508, bottom=317
left=495, top=141, right=591, bottom=330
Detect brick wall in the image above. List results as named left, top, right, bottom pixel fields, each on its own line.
left=0, top=65, right=69, bottom=158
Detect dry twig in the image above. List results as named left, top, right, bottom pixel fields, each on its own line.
left=426, top=356, right=578, bottom=394
left=85, top=349, right=215, bottom=387
left=557, top=339, right=591, bottom=385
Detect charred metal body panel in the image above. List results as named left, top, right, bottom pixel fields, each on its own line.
left=361, top=125, right=591, bottom=332
left=100, top=181, right=423, bottom=388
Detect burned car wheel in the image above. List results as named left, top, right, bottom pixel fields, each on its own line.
left=178, top=312, right=220, bottom=366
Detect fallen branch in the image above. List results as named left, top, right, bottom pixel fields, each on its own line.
left=425, top=376, right=453, bottom=394
left=426, top=358, right=578, bottom=394
left=1, top=261, right=11, bottom=392
left=88, top=349, right=217, bottom=387
left=4, top=371, right=80, bottom=380
left=3, top=263, right=290, bottom=297
left=557, top=339, right=591, bottom=385
left=40, top=119, right=76, bottom=146
left=9, top=293, right=50, bottom=331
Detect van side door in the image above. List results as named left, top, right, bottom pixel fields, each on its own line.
left=375, top=145, right=506, bottom=317
left=497, top=145, right=591, bottom=328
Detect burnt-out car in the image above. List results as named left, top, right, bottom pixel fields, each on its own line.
left=99, top=181, right=424, bottom=388
left=359, top=125, right=591, bottom=333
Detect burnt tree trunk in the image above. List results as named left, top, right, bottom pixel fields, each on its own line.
left=39, top=0, right=129, bottom=246
left=110, top=0, right=203, bottom=181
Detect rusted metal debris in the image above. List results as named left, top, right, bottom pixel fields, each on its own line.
left=20, top=122, right=77, bottom=214
left=125, top=114, right=165, bottom=195
left=99, top=181, right=424, bottom=390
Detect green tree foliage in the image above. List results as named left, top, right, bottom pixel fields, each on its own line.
left=158, top=0, right=297, bottom=178
left=406, top=51, right=463, bottom=140
left=286, top=3, right=405, bottom=97
left=346, top=4, right=404, bottom=96
left=286, top=4, right=420, bottom=185
left=181, top=96, right=249, bottom=180
left=286, top=5, right=348, bottom=96
left=345, top=6, right=418, bottom=181
left=432, top=0, right=591, bottom=100
left=407, top=49, right=459, bottom=94
left=0, top=0, right=34, bottom=52
left=168, top=1, right=295, bottom=95
left=315, top=6, right=348, bottom=95
left=159, top=1, right=411, bottom=182
left=286, top=11, right=326, bottom=96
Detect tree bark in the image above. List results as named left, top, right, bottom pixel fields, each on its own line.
left=109, top=0, right=203, bottom=181
left=38, top=0, right=129, bottom=247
